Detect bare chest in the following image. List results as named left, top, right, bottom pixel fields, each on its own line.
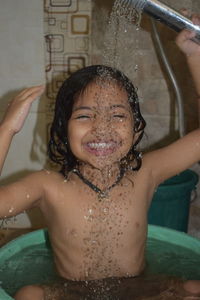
left=40, top=173, right=154, bottom=278
left=43, top=177, right=151, bottom=247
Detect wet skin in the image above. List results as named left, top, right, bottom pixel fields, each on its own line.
left=41, top=81, right=149, bottom=280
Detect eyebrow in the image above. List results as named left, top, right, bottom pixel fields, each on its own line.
left=73, top=106, right=92, bottom=112
left=73, top=104, right=129, bottom=112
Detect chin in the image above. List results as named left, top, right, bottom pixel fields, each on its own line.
left=87, top=156, right=122, bottom=170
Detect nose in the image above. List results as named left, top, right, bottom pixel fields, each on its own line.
left=91, top=114, right=111, bottom=136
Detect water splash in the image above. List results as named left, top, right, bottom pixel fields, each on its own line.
left=102, top=0, right=142, bottom=74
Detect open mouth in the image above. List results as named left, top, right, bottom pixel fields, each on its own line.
left=84, top=141, right=119, bottom=156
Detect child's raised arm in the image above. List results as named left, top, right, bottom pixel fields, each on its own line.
left=143, top=14, right=200, bottom=186
left=176, top=13, right=200, bottom=96
left=0, top=85, right=45, bottom=219
left=0, top=85, right=44, bottom=174
left=144, top=128, right=200, bottom=185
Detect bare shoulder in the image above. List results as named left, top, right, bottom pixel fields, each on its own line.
left=141, top=151, right=157, bottom=168
left=140, top=129, right=200, bottom=184
left=13, top=169, right=65, bottom=194
left=0, top=169, right=65, bottom=218
left=16, top=168, right=61, bottom=183
left=40, top=168, right=64, bottom=180
left=124, top=160, right=153, bottom=182
left=33, top=169, right=65, bottom=186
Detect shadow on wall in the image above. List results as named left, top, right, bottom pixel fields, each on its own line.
left=30, top=91, right=48, bottom=168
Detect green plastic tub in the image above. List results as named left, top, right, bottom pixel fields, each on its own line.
left=0, top=226, right=200, bottom=299
left=148, top=169, right=199, bottom=232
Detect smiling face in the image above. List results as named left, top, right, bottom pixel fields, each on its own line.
left=67, top=81, right=136, bottom=170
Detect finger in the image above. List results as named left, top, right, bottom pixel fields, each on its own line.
left=24, top=87, right=45, bottom=104
left=20, top=85, right=45, bottom=100
left=176, top=29, right=193, bottom=44
left=191, top=14, right=200, bottom=26
left=16, top=85, right=45, bottom=100
left=180, top=8, right=191, bottom=18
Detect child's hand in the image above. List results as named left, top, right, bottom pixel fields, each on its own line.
left=1, top=85, right=45, bottom=134
left=176, top=12, right=200, bottom=57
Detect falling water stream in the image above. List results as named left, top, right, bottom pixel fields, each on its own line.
left=102, top=0, right=142, bottom=75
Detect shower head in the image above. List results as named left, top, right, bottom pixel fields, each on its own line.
left=124, top=0, right=200, bottom=44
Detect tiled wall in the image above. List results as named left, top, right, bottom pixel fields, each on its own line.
left=44, top=0, right=92, bottom=155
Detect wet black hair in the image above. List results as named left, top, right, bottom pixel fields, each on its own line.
left=48, top=65, right=146, bottom=176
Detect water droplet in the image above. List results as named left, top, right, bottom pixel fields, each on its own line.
left=44, top=169, right=51, bottom=175
left=8, top=207, right=14, bottom=213
left=88, top=208, right=93, bottom=214
left=103, top=207, right=109, bottom=214
left=85, top=270, right=89, bottom=277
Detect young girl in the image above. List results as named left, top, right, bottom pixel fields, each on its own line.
left=1, top=16, right=200, bottom=300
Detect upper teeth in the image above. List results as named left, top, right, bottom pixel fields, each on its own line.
left=88, top=142, right=114, bottom=149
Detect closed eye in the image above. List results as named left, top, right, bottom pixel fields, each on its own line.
left=75, top=115, right=91, bottom=119
left=75, top=115, right=92, bottom=120
left=113, top=114, right=126, bottom=118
